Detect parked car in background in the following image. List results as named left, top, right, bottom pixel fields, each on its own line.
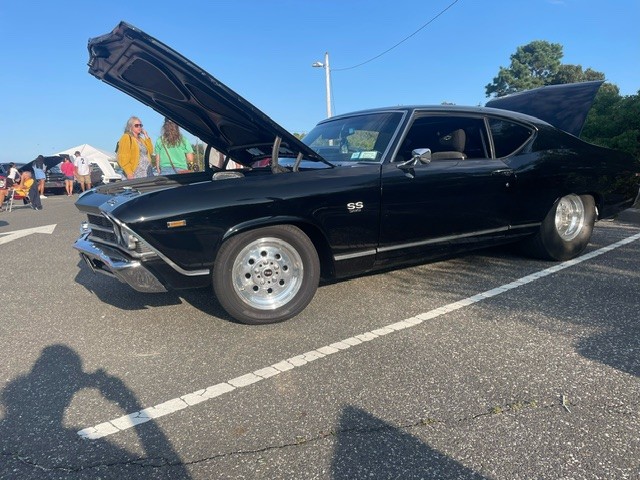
left=109, top=161, right=125, bottom=180
left=74, top=22, right=640, bottom=325
left=47, top=162, right=104, bottom=194
left=87, top=157, right=122, bottom=184
left=2, top=157, right=107, bottom=194
left=17, top=156, right=64, bottom=194
left=16, top=155, right=104, bottom=195
left=39, top=155, right=72, bottom=194
left=86, top=164, right=107, bottom=189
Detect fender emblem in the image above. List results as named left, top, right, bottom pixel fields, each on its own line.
left=347, top=201, right=364, bottom=213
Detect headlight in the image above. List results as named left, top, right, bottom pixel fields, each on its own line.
left=80, top=221, right=91, bottom=235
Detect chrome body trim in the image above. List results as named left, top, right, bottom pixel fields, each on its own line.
left=334, top=223, right=541, bottom=261
left=333, top=249, right=377, bottom=262
left=85, top=212, right=210, bottom=277
left=74, top=235, right=167, bottom=293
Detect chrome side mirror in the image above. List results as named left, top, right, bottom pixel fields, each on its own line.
left=397, top=148, right=432, bottom=171
left=412, top=148, right=431, bottom=164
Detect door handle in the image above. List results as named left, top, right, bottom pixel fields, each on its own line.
left=491, top=169, right=514, bottom=177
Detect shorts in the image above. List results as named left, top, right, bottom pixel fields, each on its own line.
left=64, top=175, right=74, bottom=181
left=77, top=174, right=91, bottom=184
left=34, top=168, right=46, bottom=180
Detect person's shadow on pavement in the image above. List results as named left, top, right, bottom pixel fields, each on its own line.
left=0, top=344, right=190, bottom=478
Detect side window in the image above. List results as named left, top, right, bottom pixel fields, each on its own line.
left=395, top=115, right=489, bottom=162
left=489, top=118, right=533, bottom=158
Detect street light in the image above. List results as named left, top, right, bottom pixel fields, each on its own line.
left=312, top=52, right=332, bottom=118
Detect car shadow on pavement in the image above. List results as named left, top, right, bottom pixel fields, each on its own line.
left=74, top=260, right=237, bottom=323
left=332, top=406, right=487, bottom=479
left=0, top=344, right=191, bottom=478
left=567, top=210, right=639, bottom=378
left=74, top=260, right=184, bottom=310
left=572, top=244, right=640, bottom=378
left=577, top=325, right=640, bottom=378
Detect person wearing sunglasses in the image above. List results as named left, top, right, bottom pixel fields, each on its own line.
left=116, top=116, right=155, bottom=179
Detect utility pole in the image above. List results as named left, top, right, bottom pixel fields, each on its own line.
left=312, top=52, right=332, bottom=118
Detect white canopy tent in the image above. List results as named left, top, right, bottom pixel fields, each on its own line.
left=57, top=144, right=121, bottom=182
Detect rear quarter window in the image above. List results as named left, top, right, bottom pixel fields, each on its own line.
left=489, top=118, right=534, bottom=157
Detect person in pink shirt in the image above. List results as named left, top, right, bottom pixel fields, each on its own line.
left=60, top=156, right=76, bottom=196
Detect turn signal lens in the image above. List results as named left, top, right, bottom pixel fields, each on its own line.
left=167, top=220, right=187, bottom=228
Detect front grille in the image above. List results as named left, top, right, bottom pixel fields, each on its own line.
left=85, top=213, right=154, bottom=256
left=87, top=213, right=113, bottom=229
left=90, top=228, right=118, bottom=244
left=86, top=214, right=119, bottom=246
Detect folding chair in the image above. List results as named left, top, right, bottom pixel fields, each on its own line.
left=5, top=189, right=30, bottom=212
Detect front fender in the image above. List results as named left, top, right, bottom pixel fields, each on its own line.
left=222, top=215, right=321, bottom=241
left=219, top=215, right=336, bottom=280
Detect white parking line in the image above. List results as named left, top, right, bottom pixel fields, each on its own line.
left=78, top=231, right=640, bottom=440
left=0, top=224, right=56, bottom=245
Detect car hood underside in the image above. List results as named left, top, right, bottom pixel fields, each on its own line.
left=87, top=22, right=323, bottom=167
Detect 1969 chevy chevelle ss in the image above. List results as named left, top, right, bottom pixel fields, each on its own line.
left=75, top=22, right=640, bottom=324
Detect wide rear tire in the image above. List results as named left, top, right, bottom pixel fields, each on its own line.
left=213, top=225, right=320, bottom=325
left=522, top=194, right=596, bottom=261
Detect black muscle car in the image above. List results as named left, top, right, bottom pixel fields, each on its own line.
left=74, top=22, right=640, bottom=324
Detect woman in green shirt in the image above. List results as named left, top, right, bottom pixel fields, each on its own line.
left=154, top=118, right=195, bottom=175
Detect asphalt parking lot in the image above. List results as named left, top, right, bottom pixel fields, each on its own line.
left=0, top=196, right=639, bottom=479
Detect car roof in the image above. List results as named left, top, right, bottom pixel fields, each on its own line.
left=317, top=105, right=551, bottom=128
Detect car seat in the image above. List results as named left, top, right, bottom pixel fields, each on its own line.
left=431, top=129, right=467, bottom=160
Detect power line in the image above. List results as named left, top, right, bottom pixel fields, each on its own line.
left=332, top=0, right=461, bottom=72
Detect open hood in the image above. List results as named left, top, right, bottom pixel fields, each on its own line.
left=486, top=80, right=603, bottom=137
left=87, top=22, right=324, bottom=167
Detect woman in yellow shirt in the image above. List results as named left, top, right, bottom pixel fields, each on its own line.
left=116, top=116, right=154, bottom=179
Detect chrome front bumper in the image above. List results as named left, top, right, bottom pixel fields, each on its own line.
left=74, top=235, right=167, bottom=293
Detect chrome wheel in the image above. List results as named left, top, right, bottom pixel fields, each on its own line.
left=554, top=194, right=585, bottom=241
left=231, top=236, right=304, bottom=310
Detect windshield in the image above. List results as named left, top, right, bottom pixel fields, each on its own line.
left=302, top=112, right=403, bottom=164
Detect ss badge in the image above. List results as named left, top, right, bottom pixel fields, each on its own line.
left=347, top=201, right=364, bottom=213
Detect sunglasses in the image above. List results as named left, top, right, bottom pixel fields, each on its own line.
left=133, top=123, right=143, bottom=128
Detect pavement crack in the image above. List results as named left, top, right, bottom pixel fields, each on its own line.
left=2, top=449, right=187, bottom=475
left=4, top=398, right=636, bottom=472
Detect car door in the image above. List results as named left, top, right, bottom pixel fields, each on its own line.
left=378, top=113, right=515, bottom=261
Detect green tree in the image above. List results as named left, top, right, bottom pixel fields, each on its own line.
left=582, top=86, right=640, bottom=160
left=552, top=65, right=604, bottom=85
left=485, top=40, right=604, bottom=97
left=486, top=41, right=563, bottom=97
left=486, top=40, right=639, bottom=165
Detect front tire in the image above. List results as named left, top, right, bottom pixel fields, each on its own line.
left=213, top=225, right=320, bottom=325
left=523, top=194, right=596, bottom=261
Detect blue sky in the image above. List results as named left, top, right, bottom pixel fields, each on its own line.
left=1, top=0, right=638, bottom=163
